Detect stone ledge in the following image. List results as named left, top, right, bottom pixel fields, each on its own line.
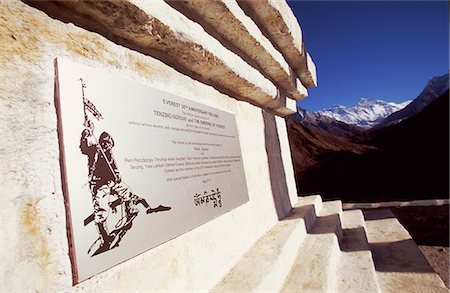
left=238, top=0, right=317, bottom=88
left=364, top=209, right=448, bottom=292
left=343, top=199, right=450, bottom=210
left=166, top=0, right=308, bottom=102
left=26, top=0, right=295, bottom=116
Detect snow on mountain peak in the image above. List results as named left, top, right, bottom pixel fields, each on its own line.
left=317, top=98, right=412, bottom=127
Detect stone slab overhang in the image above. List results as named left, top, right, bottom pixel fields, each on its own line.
left=27, top=0, right=315, bottom=117
left=166, top=0, right=308, bottom=103
left=238, top=0, right=317, bottom=89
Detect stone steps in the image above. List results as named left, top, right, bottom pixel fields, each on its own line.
left=363, top=209, right=448, bottom=293
left=337, top=209, right=381, bottom=293
left=212, top=196, right=321, bottom=292
left=281, top=200, right=342, bottom=292
left=212, top=195, right=448, bottom=292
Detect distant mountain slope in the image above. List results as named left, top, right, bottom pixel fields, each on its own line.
left=288, top=90, right=449, bottom=202
left=318, top=98, right=411, bottom=127
left=377, top=73, right=449, bottom=127
left=286, top=117, right=373, bottom=173
left=366, top=89, right=449, bottom=151
left=293, top=107, right=366, bottom=139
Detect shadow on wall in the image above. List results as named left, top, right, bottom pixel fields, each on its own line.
left=262, top=110, right=292, bottom=220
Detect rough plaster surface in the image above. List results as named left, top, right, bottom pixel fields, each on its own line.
left=0, top=1, right=299, bottom=291
left=168, top=0, right=306, bottom=102
left=275, top=116, right=298, bottom=207
left=238, top=0, right=317, bottom=88
left=337, top=210, right=380, bottom=293
left=213, top=201, right=313, bottom=292
left=281, top=201, right=343, bottom=292
left=26, top=0, right=295, bottom=116
left=286, top=95, right=297, bottom=113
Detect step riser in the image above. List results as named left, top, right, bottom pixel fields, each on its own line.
left=212, top=200, right=321, bottom=292
left=337, top=251, right=381, bottom=293
left=282, top=200, right=344, bottom=292
left=316, top=200, right=344, bottom=241
left=337, top=210, right=381, bottom=293
left=255, top=203, right=322, bottom=291
left=295, top=195, right=323, bottom=220
left=215, top=196, right=447, bottom=293
left=255, top=218, right=308, bottom=292
left=363, top=209, right=448, bottom=293
left=281, top=234, right=340, bottom=292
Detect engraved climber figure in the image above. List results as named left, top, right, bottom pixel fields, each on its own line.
left=80, top=121, right=137, bottom=248
left=80, top=120, right=171, bottom=255
left=78, top=79, right=171, bottom=256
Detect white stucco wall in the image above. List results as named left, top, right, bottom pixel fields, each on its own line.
left=276, top=116, right=299, bottom=207
left=0, top=1, right=298, bottom=291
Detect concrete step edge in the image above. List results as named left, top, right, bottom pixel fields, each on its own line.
left=336, top=210, right=381, bottom=293
left=363, top=209, right=448, bottom=292
left=313, top=200, right=344, bottom=241
left=294, top=194, right=323, bottom=224
left=281, top=202, right=343, bottom=292
left=319, top=199, right=343, bottom=217
left=212, top=203, right=317, bottom=292
left=343, top=199, right=449, bottom=210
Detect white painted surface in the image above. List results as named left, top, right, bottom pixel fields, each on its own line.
left=131, top=0, right=279, bottom=100
left=268, top=0, right=304, bottom=53
left=224, top=0, right=290, bottom=74
left=364, top=209, right=448, bottom=292
left=276, top=116, right=298, bottom=206
left=0, top=1, right=295, bottom=290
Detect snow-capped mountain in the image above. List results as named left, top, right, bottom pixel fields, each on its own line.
left=317, top=98, right=411, bottom=128
left=293, top=107, right=366, bottom=139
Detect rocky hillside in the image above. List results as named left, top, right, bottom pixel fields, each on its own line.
left=377, top=72, right=449, bottom=127
left=288, top=81, right=449, bottom=202
left=293, top=107, right=367, bottom=139
left=286, top=117, right=374, bottom=174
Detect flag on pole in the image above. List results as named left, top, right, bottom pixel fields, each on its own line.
left=83, top=97, right=103, bottom=120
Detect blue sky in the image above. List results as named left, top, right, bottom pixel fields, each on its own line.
left=288, top=1, right=449, bottom=112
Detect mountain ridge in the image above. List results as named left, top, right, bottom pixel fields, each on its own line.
left=377, top=72, right=449, bottom=127
left=287, top=73, right=449, bottom=202
left=288, top=90, right=449, bottom=202
left=317, top=97, right=411, bottom=128
left=293, top=107, right=366, bottom=139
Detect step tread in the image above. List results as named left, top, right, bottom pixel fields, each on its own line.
left=295, top=194, right=323, bottom=216
left=341, top=209, right=365, bottom=229
left=318, top=200, right=342, bottom=217
left=313, top=200, right=343, bottom=240
left=363, top=209, right=447, bottom=293
left=212, top=202, right=317, bottom=292
left=340, top=209, right=370, bottom=250
left=281, top=234, right=339, bottom=292
left=281, top=201, right=342, bottom=293
left=336, top=210, right=380, bottom=293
